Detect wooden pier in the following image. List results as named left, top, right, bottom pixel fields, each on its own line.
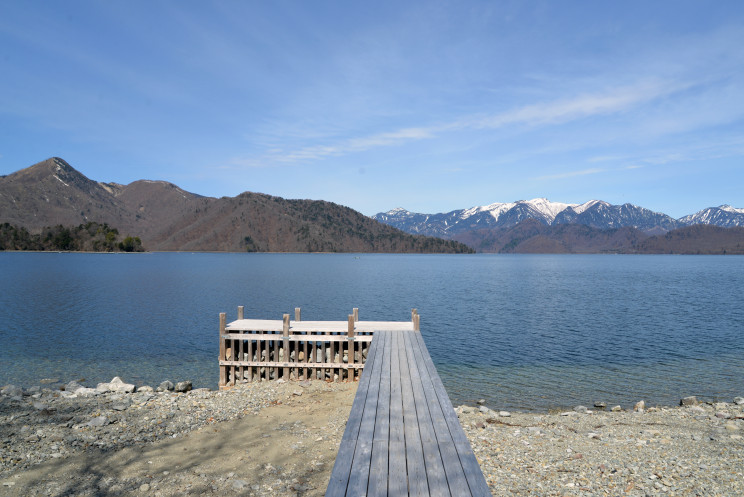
left=218, top=308, right=490, bottom=496
left=219, top=307, right=419, bottom=387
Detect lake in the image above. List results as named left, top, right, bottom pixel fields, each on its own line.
left=1, top=252, right=742, bottom=411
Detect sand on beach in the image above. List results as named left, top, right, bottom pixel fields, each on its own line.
left=0, top=381, right=357, bottom=497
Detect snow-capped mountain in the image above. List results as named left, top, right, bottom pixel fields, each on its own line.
left=373, top=198, right=743, bottom=238
left=678, top=205, right=744, bottom=228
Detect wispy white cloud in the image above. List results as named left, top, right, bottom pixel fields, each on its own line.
left=468, top=80, right=686, bottom=129
left=232, top=127, right=434, bottom=167
left=534, top=168, right=607, bottom=181
left=237, top=80, right=689, bottom=167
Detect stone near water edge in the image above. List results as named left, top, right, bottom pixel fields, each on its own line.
left=64, top=380, right=84, bottom=392
left=634, top=400, right=645, bottom=412
left=157, top=380, right=175, bottom=392
left=103, top=377, right=136, bottom=394
left=499, top=411, right=512, bottom=417
left=478, top=405, right=492, bottom=414
left=175, top=381, right=192, bottom=393
left=0, top=385, right=23, bottom=397
left=574, top=405, right=588, bottom=414
left=86, top=416, right=109, bottom=428
left=611, top=405, right=622, bottom=412
left=75, top=387, right=100, bottom=397
left=734, top=397, right=744, bottom=406
left=476, top=399, right=486, bottom=405
left=594, top=401, right=607, bottom=408
left=681, top=396, right=698, bottom=406
left=138, top=385, right=154, bottom=393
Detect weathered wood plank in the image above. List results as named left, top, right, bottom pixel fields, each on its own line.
left=388, top=440, right=408, bottom=497
left=368, top=330, right=392, bottom=496
left=219, top=360, right=366, bottom=369
left=226, top=319, right=414, bottom=333
left=326, top=334, right=382, bottom=497
left=346, top=331, right=386, bottom=496
left=389, top=332, right=405, bottom=444
left=399, top=330, right=429, bottom=497
left=326, top=439, right=358, bottom=497
left=409, top=332, right=472, bottom=496
left=404, top=332, right=450, bottom=497
left=413, top=332, right=492, bottom=497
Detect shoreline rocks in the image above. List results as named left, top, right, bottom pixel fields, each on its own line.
left=457, top=397, right=744, bottom=496
left=2, top=379, right=743, bottom=496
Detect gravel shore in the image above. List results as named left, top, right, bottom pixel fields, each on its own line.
left=459, top=398, right=744, bottom=496
left=2, top=378, right=743, bottom=496
left=1, top=378, right=357, bottom=496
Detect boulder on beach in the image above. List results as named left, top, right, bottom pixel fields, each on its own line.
left=96, top=377, right=136, bottom=394
left=175, top=381, right=192, bottom=393
left=157, top=380, right=175, bottom=392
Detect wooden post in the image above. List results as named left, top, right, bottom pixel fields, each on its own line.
left=353, top=307, right=359, bottom=322
left=283, top=313, right=290, bottom=379
left=295, top=307, right=301, bottom=321
left=238, top=331, right=244, bottom=383
left=237, top=305, right=244, bottom=320
left=414, top=312, right=420, bottom=331
left=347, top=315, right=355, bottom=382
left=219, top=312, right=227, bottom=388
left=247, top=332, right=253, bottom=382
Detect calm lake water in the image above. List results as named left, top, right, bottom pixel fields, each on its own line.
left=1, top=252, right=742, bottom=411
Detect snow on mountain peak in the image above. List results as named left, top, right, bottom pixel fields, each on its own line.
left=572, top=199, right=608, bottom=214
left=521, top=198, right=578, bottom=221
left=387, top=207, right=410, bottom=215
left=720, top=205, right=744, bottom=214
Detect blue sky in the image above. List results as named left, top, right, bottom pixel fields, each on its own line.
left=1, top=1, right=743, bottom=218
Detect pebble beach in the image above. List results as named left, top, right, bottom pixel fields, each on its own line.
left=1, top=378, right=743, bottom=496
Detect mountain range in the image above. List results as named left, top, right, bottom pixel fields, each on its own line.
left=374, top=198, right=744, bottom=237
left=0, top=158, right=472, bottom=253
left=374, top=199, right=744, bottom=254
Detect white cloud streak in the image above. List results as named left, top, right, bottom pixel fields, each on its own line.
left=236, top=79, right=690, bottom=167
left=535, top=168, right=606, bottom=181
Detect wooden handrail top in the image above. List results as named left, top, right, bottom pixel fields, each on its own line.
left=226, top=319, right=415, bottom=333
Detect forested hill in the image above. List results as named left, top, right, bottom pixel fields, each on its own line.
left=0, top=222, right=143, bottom=252
left=0, top=158, right=472, bottom=253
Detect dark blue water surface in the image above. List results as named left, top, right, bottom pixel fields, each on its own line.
left=1, top=253, right=742, bottom=410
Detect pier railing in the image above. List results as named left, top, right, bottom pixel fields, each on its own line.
left=218, top=307, right=419, bottom=388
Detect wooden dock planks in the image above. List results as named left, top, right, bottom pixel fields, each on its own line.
left=325, top=329, right=492, bottom=497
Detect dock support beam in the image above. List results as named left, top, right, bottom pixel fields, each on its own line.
left=218, top=312, right=227, bottom=388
